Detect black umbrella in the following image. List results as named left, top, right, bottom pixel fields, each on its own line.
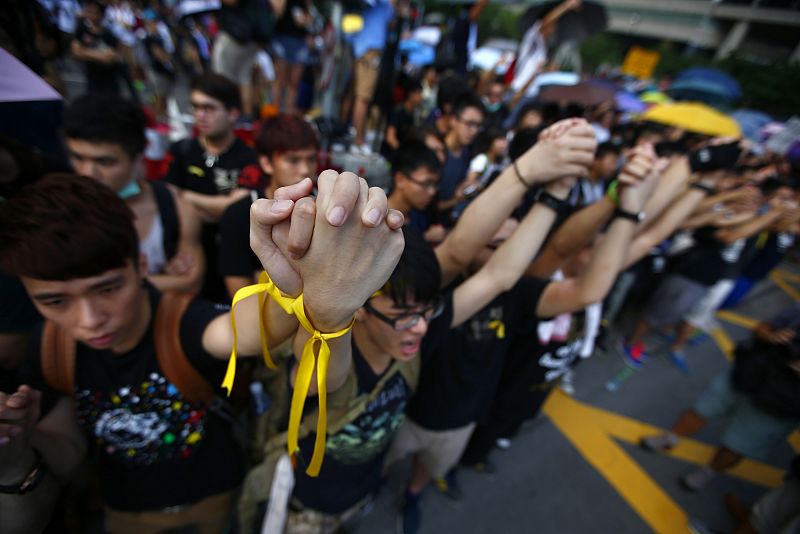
left=520, top=1, right=607, bottom=47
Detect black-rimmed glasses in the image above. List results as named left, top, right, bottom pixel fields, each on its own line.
left=364, top=299, right=445, bottom=331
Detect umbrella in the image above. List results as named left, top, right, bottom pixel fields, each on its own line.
left=640, top=102, right=741, bottom=137
left=520, top=1, right=607, bottom=47
left=669, top=67, right=742, bottom=105
left=538, top=81, right=616, bottom=107
left=615, top=91, right=646, bottom=113
left=731, top=109, right=772, bottom=142
left=398, top=39, right=435, bottom=67
left=639, top=91, right=671, bottom=105
left=0, top=48, right=62, bottom=102
left=524, top=70, right=580, bottom=98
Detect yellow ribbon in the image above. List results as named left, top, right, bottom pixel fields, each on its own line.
left=223, top=272, right=354, bottom=477
left=488, top=320, right=506, bottom=339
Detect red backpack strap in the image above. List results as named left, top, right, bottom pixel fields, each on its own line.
left=154, top=291, right=216, bottom=407
left=40, top=321, right=76, bottom=396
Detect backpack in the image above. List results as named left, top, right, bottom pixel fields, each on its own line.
left=237, top=357, right=421, bottom=533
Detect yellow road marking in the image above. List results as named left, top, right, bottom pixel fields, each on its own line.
left=772, top=269, right=800, bottom=284
left=708, top=327, right=735, bottom=362
left=716, top=310, right=759, bottom=330
left=544, top=390, right=785, bottom=532
left=769, top=272, right=800, bottom=302
left=790, top=431, right=800, bottom=454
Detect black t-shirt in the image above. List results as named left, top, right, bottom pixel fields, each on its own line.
left=0, top=272, right=40, bottom=333
left=275, top=0, right=309, bottom=37
left=292, top=293, right=454, bottom=514
left=219, top=190, right=264, bottom=279
left=165, top=138, right=258, bottom=196
left=73, top=19, right=119, bottom=80
left=144, top=32, right=175, bottom=78
left=407, top=277, right=549, bottom=430
left=670, top=225, right=753, bottom=286
left=381, top=105, right=416, bottom=159
left=743, top=232, right=795, bottom=281
left=21, top=285, right=244, bottom=511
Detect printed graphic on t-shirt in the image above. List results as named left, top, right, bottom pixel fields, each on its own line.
left=325, top=375, right=409, bottom=465
left=467, top=305, right=505, bottom=341
left=538, top=339, right=582, bottom=382
left=76, top=372, right=206, bottom=465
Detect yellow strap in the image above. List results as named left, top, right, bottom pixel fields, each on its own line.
left=223, top=272, right=354, bottom=477
left=488, top=320, right=506, bottom=339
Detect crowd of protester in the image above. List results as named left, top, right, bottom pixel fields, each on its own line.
left=2, top=1, right=800, bottom=533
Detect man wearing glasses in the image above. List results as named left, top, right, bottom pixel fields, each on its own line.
left=261, top=119, right=600, bottom=533
left=437, top=94, right=485, bottom=221
left=387, top=142, right=442, bottom=239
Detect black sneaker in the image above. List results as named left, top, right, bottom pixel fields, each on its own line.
left=434, top=470, right=463, bottom=502
left=397, top=494, right=421, bottom=534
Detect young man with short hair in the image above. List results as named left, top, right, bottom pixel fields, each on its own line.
left=381, top=79, right=423, bottom=159
left=0, top=171, right=403, bottom=533
left=63, top=93, right=205, bottom=295
left=166, top=73, right=259, bottom=299
left=241, top=119, right=601, bottom=534
left=70, top=0, right=124, bottom=95
left=219, top=113, right=321, bottom=297
left=437, top=94, right=485, bottom=218
left=387, top=141, right=442, bottom=238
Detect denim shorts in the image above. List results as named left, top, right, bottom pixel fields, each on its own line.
left=271, top=34, right=310, bottom=65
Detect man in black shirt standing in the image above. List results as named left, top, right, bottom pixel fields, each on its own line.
left=70, top=0, right=124, bottom=95
left=166, top=73, right=259, bottom=300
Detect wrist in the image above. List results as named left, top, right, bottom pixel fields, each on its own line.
left=0, top=447, right=35, bottom=486
left=303, top=300, right=354, bottom=333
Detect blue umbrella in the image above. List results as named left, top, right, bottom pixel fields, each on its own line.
left=615, top=91, right=646, bottom=113
left=731, top=109, right=772, bottom=142
left=669, top=67, right=742, bottom=105
left=398, top=39, right=435, bottom=67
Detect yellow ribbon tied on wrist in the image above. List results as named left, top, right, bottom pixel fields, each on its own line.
left=223, top=271, right=355, bottom=476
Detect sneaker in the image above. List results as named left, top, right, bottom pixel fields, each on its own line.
left=687, top=517, right=724, bottom=534
left=434, top=471, right=462, bottom=502
left=464, top=460, right=496, bottom=474
left=560, top=370, right=576, bottom=396
left=397, top=493, right=421, bottom=534
left=669, top=349, right=690, bottom=374
left=681, top=466, right=717, bottom=492
left=620, top=341, right=647, bottom=369
left=349, top=143, right=372, bottom=156
left=639, top=432, right=678, bottom=452
left=496, top=438, right=511, bottom=450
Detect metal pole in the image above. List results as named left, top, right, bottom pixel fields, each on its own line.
left=322, top=1, right=344, bottom=119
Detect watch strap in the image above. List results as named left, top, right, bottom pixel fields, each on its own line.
left=613, top=207, right=644, bottom=223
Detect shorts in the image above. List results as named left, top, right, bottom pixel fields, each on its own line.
left=104, top=490, right=235, bottom=534
left=643, top=273, right=709, bottom=328
left=354, top=49, right=381, bottom=101
left=694, top=373, right=800, bottom=461
left=285, top=494, right=373, bottom=534
left=271, top=34, right=310, bottom=65
left=750, top=477, right=800, bottom=534
left=212, top=31, right=259, bottom=85
left=384, top=418, right=475, bottom=478
left=685, top=278, right=735, bottom=331
left=147, top=69, right=174, bottom=97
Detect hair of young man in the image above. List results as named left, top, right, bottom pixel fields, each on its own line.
left=404, top=78, right=423, bottom=97
left=255, top=114, right=320, bottom=159
left=654, top=141, right=684, bottom=159
left=190, top=73, right=242, bottom=111
left=380, top=227, right=442, bottom=308
left=473, top=127, right=507, bottom=157
left=437, top=74, right=470, bottom=111
left=595, top=141, right=621, bottom=161
left=63, top=94, right=147, bottom=159
left=452, top=93, right=485, bottom=120
left=0, top=174, right=139, bottom=281
left=508, top=126, right=545, bottom=161
left=83, top=0, right=106, bottom=14
left=392, top=141, right=442, bottom=178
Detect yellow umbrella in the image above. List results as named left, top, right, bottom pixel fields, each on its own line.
left=640, top=102, right=741, bottom=137
left=639, top=91, right=671, bottom=105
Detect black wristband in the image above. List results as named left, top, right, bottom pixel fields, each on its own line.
left=690, top=182, right=716, bottom=195
left=513, top=160, right=531, bottom=188
left=688, top=142, right=741, bottom=173
left=613, top=207, right=645, bottom=224
left=535, top=189, right=569, bottom=215
left=0, top=449, right=47, bottom=495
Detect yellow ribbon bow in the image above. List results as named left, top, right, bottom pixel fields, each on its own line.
left=488, top=320, right=506, bottom=339
left=223, top=272, right=354, bottom=476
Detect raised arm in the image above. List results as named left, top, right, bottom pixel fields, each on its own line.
left=436, top=119, right=596, bottom=286
left=450, top=175, right=574, bottom=327
left=535, top=146, right=658, bottom=317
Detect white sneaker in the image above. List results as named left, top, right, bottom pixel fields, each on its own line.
left=496, top=438, right=511, bottom=450
left=349, top=143, right=372, bottom=156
